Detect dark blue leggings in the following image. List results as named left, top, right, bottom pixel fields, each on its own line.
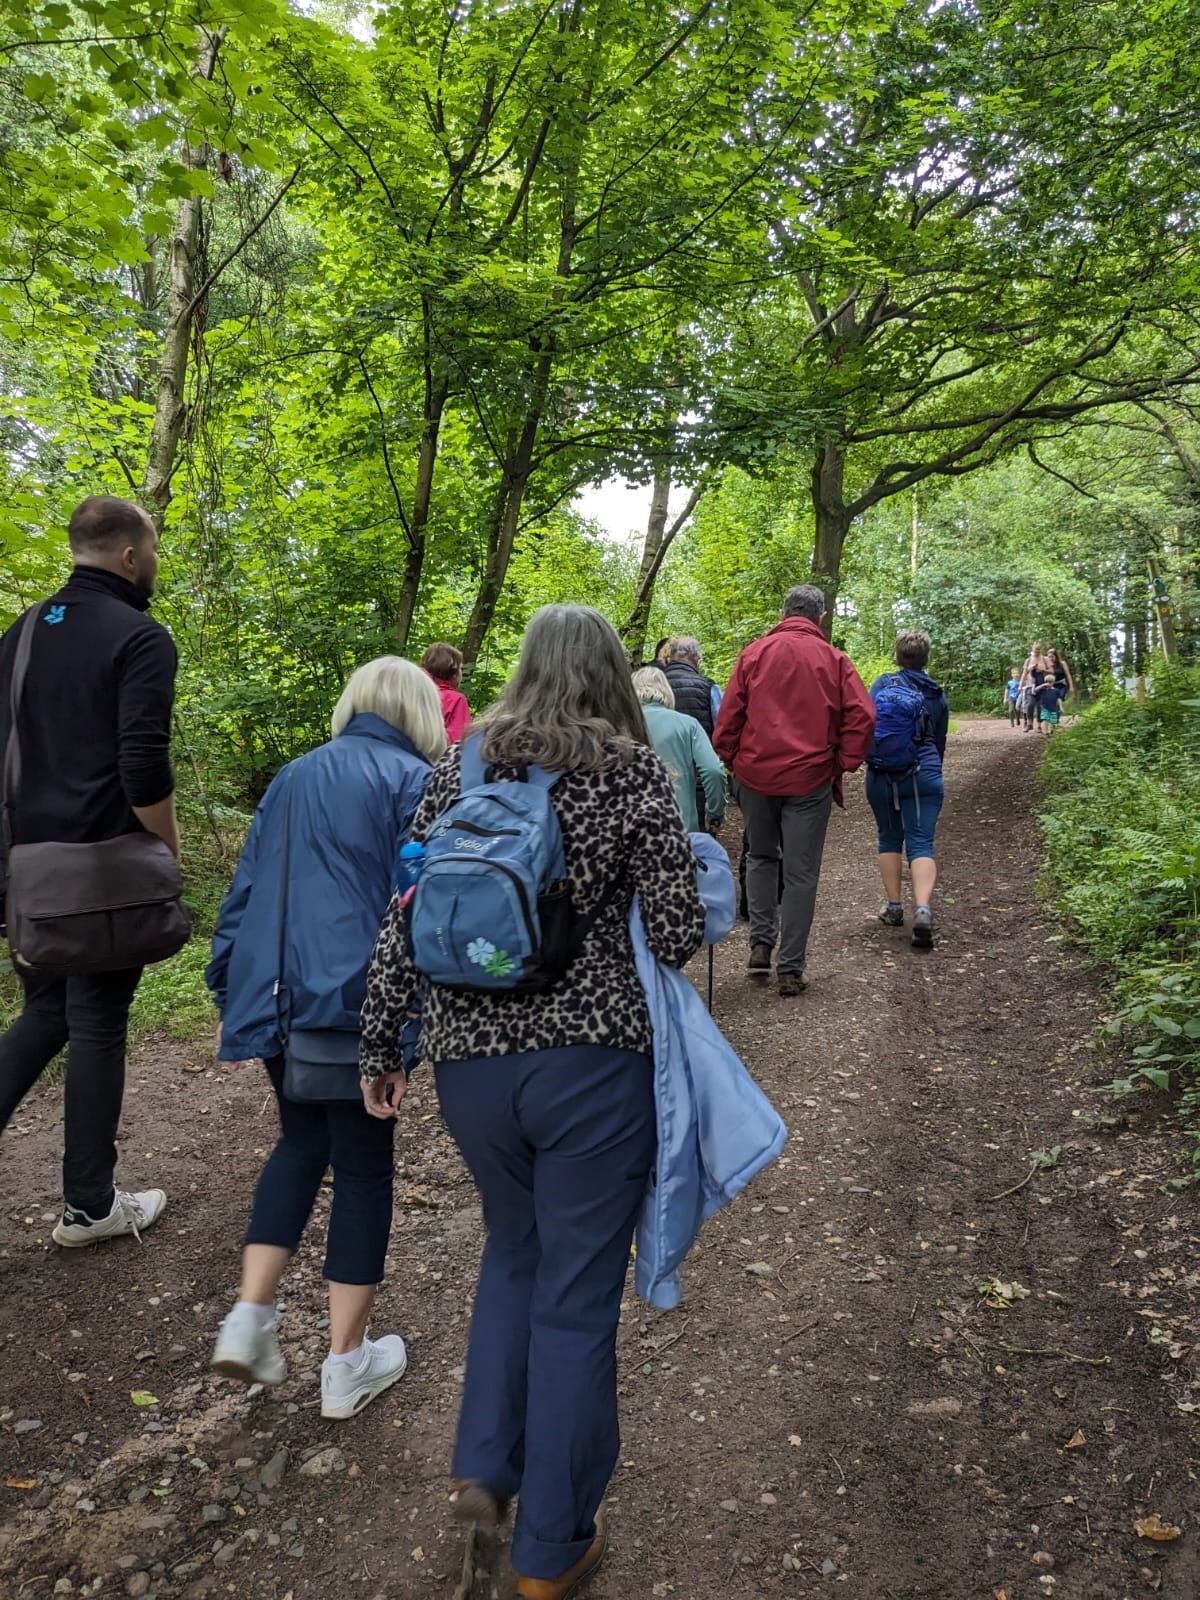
left=436, top=1045, right=655, bottom=1580
left=244, top=1057, right=395, bottom=1285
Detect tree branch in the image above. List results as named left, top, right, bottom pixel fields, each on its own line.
left=182, top=165, right=303, bottom=321
left=355, top=352, right=416, bottom=551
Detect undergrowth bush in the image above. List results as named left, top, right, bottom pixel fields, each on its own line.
left=1039, top=662, right=1200, bottom=1175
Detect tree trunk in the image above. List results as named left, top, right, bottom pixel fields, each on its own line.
left=141, top=30, right=223, bottom=525
left=810, top=440, right=851, bottom=628
left=624, top=456, right=675, bottom=665
left=910, top=489, right=919, bottom=578
left=460, top=471, right=530, bottom=673
left=1147, top=554, right=1179, bottom=662
left=460, top=372, right=546, bottom=669
left=390, top=372, right=450, bottom=650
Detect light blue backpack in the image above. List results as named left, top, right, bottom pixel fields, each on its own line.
left=407, top=736, right=586, bottom=991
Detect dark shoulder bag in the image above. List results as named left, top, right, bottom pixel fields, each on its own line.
left=3, top=608, right=191, bottom=975
left=274, top=769, right=362, bottom=1103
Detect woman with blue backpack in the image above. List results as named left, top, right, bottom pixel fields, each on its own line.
left=206, top=657, right=445, bottom=1419
left=360, top=604, right=706, bottom=1600
left=864, top=630, right=949, bottom=949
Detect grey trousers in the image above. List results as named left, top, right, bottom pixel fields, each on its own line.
left=741, top=782, right=834, bottom=975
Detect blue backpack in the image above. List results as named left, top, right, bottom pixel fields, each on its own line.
left=406, top=736, right=588, bottom=992
left=867, top=674, right=929, bottom=777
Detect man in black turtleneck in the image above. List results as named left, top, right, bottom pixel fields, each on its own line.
left=0, top=495, right=178, bottom=1248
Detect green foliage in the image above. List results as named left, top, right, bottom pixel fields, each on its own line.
left=1040, top=664, right=1200, bottom=1168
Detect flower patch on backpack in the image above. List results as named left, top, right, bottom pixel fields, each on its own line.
left=466, top=938, right=515, bottom=978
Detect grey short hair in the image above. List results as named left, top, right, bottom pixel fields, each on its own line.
left=478, top=605, right=649, bottom=772
left=331, top=656, right=448, bottom=764
left=782, top=585, right=826, bottom=621
left=632, top=667, right=676, bottom=708
left=667, top=635, right=702, bottom=665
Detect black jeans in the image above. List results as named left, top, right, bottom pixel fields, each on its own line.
left=244, top=1057, right=396, bottom=1285
left=0, top=965, right=143, bottom=1214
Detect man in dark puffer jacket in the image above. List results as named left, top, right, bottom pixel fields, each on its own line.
left=661, top=638, right=722, bottom=834
left=661, top=637, right=718, bottom=735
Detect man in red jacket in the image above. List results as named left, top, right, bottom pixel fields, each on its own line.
left=714, top=585, right=875, bottom=996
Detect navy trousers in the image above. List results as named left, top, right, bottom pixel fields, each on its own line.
left=244, top=1057, right=395, bottom=1285
left=436, top=1045, right=655, bottom=1580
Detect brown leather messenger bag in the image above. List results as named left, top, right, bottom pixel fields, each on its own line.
left=2, top=606, right=191, bottom=974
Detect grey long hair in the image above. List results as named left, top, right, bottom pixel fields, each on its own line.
left=479, top=605, right=650, bottom=773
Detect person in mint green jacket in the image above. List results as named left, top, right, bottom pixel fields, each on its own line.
left=633, top=667, right=726, bottom=833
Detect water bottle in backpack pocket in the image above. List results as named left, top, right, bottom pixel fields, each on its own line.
left=867, top=674, right=929, bottom=778
left=406, top=736, right=588, bottom=992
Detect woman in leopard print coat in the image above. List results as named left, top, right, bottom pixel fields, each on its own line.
left=360, top=604, right=704, bottom=1598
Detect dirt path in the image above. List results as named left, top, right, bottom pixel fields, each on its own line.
left=1, top=719, right=1196, bottom=1600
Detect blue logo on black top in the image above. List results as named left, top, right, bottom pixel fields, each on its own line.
left=44, top=604, right=66, bottom=626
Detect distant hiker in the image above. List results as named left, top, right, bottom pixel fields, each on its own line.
left=1045, top=647, right=1074, bottom=700
left=207, top=657, right=445, bottom=1418
left=662, top=636, right=720, bottom=736
left=1019, top=642, right=1048, bottom=731
left=662, top=636, right=722, bottom=826
left=422, top=642, right=471, bottom=743
left=1036, top=674, right=1066, bottom=732
left=640, top=636, right=672, bottom=671
left=632, top=667, right=726, bottom=832
left=714, top=585, right=875, bottom=996
left=1004, top=666, right=1021, bottom=726
left=865, top=630, right=949, bottom=949
left=361, top=604, right=705, bottom=1599
left=0, top=495, right=181, bottom=1249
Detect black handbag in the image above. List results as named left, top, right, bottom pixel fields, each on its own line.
left=274, top=770, right=362, bottom=1104
left=3, top=607, right=191, bottom=974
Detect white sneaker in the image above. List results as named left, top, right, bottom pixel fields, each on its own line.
left=52, top=1188, right=167, bottom=1248
left=321, top=1335, right=408, bottom=1420
left=211, top=1305, right=287, bottom=1387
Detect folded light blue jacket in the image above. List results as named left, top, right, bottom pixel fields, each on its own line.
left=633, top=833, right=788, bottom=1309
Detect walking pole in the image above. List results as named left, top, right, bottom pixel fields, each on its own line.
left=707, top=943, right=714, bottom=1013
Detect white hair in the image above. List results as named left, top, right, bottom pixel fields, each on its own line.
left=632, top=666, right=676, bottom=708
left=331, top=656, right=448, bottom=763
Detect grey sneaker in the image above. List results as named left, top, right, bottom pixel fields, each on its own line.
left=211, top=1305, right=286, bottom=1387
left=878, top=902, right=904, bottom=927
left=748, top=944, right=773, bottom=975
left=321, top=1334, right=408, bottom=1420
left=912, top=906, right=934, bottom=948
left=778, top=971, right=808, bottom=997
left=53, top=1188, right=167, bottom=1248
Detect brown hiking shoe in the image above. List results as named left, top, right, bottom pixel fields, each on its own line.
left=747, top=943, right=773, bottom=975
left=778, top=971, right=808, bottom=997
left=515, top=1512, right=608, bottom=1599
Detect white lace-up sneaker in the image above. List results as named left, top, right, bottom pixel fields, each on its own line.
left=211, top=1304, right=287, bottom=1387
left=52, top=1188, right=167, bottom=1248
left=320, top=1335, right=408, bottom=1420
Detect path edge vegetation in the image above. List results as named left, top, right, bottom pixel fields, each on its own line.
left=1038, top=661, right=1200, bottom=1178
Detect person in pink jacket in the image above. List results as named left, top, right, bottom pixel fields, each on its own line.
left=422, top=643, right=471, bottom=743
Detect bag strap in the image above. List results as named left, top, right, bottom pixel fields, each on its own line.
left=273, top=767, right=296, bottom=1044
left=3, top=608, right=43, bottom=851
left=458, top=732, right=561, bottom=795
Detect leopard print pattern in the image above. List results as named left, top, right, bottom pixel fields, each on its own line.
left=360, top=740, right=705, bottom=1076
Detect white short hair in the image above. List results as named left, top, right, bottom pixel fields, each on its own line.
left=331, top=656, right=448, bottom=763
left=632, top=666, right=676, bottom=708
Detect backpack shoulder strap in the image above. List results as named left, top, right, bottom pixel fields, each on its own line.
left=458, top=733, right=561, bottom=794
left=3, top=607, right=43, bottom=845
left=458, top=734, right=487, bottom=792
